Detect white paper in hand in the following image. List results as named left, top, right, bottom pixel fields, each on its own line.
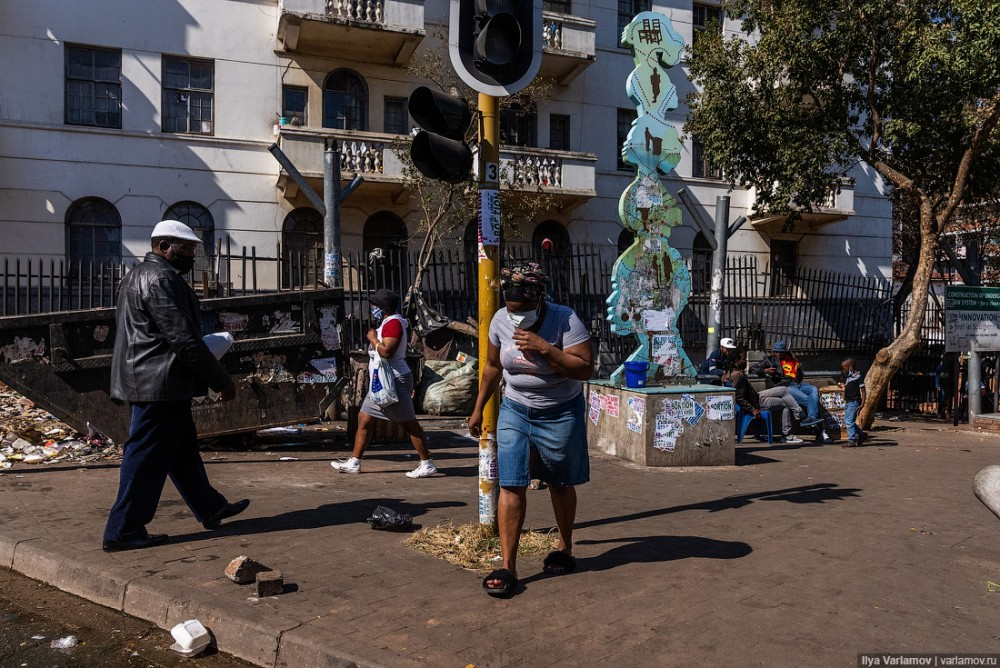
left=203, top=332, right=234, bottom=360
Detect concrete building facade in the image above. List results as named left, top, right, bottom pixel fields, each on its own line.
left=0, top=0, right=893, bottom=292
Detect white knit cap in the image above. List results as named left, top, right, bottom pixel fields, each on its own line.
left=151, top=219, right=200, bottom=242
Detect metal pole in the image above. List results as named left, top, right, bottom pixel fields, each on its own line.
left=969, top=349, right=982, bottom=419
left=707, top=196, right=730, bottom=353
left=478, top=93, right=500, bottom=529
left=323, top=139, right=343, bottom=288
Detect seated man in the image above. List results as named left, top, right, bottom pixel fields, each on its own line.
left=699, top=337, right=738, bottom=378
left=751, top=341, right=831, bottom=443
left=726, top=350, right=805, bottom=444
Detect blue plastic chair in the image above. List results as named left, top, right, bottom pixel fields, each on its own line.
left=736, top=406, right=773, bottom=444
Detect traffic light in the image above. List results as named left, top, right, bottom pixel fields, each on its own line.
left=450, top=0, right=542, bottom=96
left=407, top=86, right=474, bottom=184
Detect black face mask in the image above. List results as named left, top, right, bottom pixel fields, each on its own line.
left=167, top=253, right=196, bottom=274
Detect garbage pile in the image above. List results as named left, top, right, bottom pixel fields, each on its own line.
left=0, top=381, right=119, bottom=470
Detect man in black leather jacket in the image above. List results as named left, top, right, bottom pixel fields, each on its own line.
left=102, top=220, right=249, bottom=552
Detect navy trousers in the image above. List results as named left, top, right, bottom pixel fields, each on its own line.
left=103, top=400, right=227, bottom=542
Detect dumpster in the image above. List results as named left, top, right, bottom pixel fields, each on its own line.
left=0, top=289, right=345, bottom=444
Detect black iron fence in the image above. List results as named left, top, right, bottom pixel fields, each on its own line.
left=2, top=246, right=896, bottom=361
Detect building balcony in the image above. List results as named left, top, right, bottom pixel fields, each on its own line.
left=276, top=127, right=596, bottom=209
left=276, top=126, right=409, bottom=201
left=539, top=11, right=597, bottom=85
left=493, top=146, right=597, bottom=211
left=748, top=181, right=856, bottom=238
left=277, top=0, right=424, bottom=65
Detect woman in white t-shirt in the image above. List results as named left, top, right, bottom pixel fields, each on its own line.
left=468, top=263, right=594, bottom=597
left=331, top=289, right=436, bottom=478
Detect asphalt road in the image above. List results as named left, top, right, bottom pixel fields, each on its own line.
left=0, top=566, right=252, bottom=668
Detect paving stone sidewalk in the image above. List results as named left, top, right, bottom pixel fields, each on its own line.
left=2, top=418, right=1000, bottom=667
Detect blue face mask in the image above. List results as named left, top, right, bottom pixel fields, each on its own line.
left=371, top=306, right=385, bottom=321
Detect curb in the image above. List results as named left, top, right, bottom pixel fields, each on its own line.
left=0, top=530, right=391, bottom=668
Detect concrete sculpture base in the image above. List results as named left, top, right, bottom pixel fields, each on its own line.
left=586, top=381, right=736, bottom=467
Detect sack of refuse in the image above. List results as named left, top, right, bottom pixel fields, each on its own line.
left=366, top=505, right=412, bottom=531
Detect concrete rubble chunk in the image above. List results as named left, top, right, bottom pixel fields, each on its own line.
left=225, top=555, right=271, bottom=585
left=255, top=570, right=283, bottom=597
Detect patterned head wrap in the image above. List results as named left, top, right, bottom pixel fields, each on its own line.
left=500, top=262, right=549, bottom=301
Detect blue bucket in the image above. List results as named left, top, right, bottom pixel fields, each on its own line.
left=623, top=361, right=649, bottom=388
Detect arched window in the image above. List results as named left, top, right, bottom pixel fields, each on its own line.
left=164, top=201, right=215, bottom=276
left=323, top=70, right=368, bottom=131
left=617, top=228, right=635, bottom=255
left=281, top=208, right=323, bottom=288
left=532, top=220, right=571, bottom=298
left=692, top=232, right=713, bottom=293
left=363, top=212, right=408, bottom=292
left=66, top=197, right=121, bottom=270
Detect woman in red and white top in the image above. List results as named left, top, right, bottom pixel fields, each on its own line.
left=331, top=289, right=436, bottom=478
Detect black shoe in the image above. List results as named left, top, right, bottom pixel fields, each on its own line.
left=202, top=498, right=250, bottom=530
left=102, top=533, right=169, bottom=552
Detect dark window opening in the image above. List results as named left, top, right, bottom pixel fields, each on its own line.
left=162, top=57, right=214, bottom=134
left=65, top=45, right=122, bottom=128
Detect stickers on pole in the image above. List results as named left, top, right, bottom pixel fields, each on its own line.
left=479, top=189, right=500, bottom=247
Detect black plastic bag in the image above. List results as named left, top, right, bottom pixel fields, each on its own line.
left=367, top=505, right=413, bottom=531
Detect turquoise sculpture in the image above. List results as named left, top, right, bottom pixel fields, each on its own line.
left=607, top=12, right=697, bottom=386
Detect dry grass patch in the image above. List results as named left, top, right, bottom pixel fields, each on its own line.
left=405, top=521, right=558, bottom=571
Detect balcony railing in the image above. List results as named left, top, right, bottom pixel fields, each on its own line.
left=277, top=127, right=407, bottom=180
left=325, top=0, right=382, bottom=23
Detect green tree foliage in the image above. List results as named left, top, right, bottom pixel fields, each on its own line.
left=686, top=0, right=1000, bottom=425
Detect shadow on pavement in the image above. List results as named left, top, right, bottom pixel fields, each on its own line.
left=576, top=483, right=861, bottom=531
left=166, top=497, right=467, bottom=544
left=575, top=534, right=752, bottom=571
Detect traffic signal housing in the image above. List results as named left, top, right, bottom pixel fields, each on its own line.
left=407, top=86, right=474, bottom=184
left=450, top=0, right=542, bottom=96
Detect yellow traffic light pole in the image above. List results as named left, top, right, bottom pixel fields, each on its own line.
left=478, top=93, right=500, bottom=528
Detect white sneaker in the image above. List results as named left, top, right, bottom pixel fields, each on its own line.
left=405, top=460, right=437, bottom=478
left=781, top=435, right=804, bottom=444
left=331, top=457, right=360, bottom=474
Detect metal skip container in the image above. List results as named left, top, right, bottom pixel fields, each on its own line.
left=0, top=289, right=345, bottom=445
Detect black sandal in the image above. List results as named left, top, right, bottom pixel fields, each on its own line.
left=482, top=568, right=518, bottom=597
left=542, top=550, right=577, bottom=575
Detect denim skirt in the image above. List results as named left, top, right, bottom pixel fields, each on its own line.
left=496, top=392, right=589, bottom=488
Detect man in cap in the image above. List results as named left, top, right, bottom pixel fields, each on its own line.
left=751, top=340, right=829, bottom=442
left=102, top=220, right=249, bottom=552
left=699, top=337, right=738, bottom=378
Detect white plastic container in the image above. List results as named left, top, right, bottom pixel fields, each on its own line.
left=170, top=619, right=210, bottom=656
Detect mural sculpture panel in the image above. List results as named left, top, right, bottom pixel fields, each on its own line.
left=607, top=12, right=697, bottom=385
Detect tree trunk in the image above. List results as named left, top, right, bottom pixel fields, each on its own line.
left=859, top=199, right=938, bottom=428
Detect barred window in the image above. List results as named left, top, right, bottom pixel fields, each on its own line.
left=66, top=197, right=121, bottom=270
left=65, top=45, right=122, bottom=128
left=617, top=108, right=635, bottom=171
left=384, top=97, right=408, bottom=135
left=544, top=0, right=571, bottom=14
left=282, top=86, right=308, bottom=126
left=549, top=114, right=570, bottom=151
left=164, top=201, right=215, bottom=275
left=617, top=0, right=650, bottom=47
left=693, top=3, right=723, bottom=46
left=500, top=102, right=537, bottom=147
left=692, top=137, right=723, bottom=179
left=323, top=70, right=368, bottom=131
left=162, top=57, right=214, bottom=134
